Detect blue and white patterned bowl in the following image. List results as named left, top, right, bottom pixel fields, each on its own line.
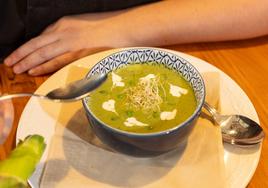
left=82, top=48, right=205, bottom=157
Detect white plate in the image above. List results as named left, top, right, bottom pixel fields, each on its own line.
left=16, top=48, right=261, bottom=188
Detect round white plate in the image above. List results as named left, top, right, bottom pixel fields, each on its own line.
left=16, top=48, right=261, bottom=188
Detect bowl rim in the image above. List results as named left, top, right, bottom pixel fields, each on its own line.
left=82, top=47, right=206, bottom=137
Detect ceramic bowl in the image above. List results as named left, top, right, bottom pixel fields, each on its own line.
left=82, top=48, right=205, bottom=157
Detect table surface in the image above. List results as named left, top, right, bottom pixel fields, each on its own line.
left=0, top=36, right=268, bottom=188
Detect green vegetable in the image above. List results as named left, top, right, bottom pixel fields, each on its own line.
left=110, top=116, right=119, bottom=121
left=98, top=90, right=107, bottom=94
left=128, top=80, right=135, bottom=86
left=152, top=111, right=159, bottom=118
left=147, top=126, right=154, bottom=130
left=0, top=135, right=46, bottom=188
left=116, top=94, right=124, bottom=99
left=125, top=110, right=134, bottom=117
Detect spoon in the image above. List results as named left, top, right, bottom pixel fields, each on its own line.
left=203, top=102, right=265, bottom=146
left=0, top=73, right=107, bottom=102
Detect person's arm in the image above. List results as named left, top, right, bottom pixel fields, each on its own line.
left=4, top=0, right=268, bottom=76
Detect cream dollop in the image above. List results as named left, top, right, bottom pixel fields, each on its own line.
left=140, top=74, right=156, bottom=82
left=112, top=72, right=125, bottom=87
left=169, top=84, right=188, bottom=97
left=102, top=99, right=117, bottom=113
left=160, top=109, right=177, bottom=120
left=124, top=117, right=148, bottom=127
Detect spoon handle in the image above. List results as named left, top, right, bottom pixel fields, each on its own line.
left=203, top=102, right=219, bottom=116
left=0, top=93, right=48, bottom=101
left=0, top=93, right=87, bottom=102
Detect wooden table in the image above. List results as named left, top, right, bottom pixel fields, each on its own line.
left=0, top=36, right=268, bottom=187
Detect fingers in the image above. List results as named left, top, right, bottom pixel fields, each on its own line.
left=4, top=33, right=59, bottom=67
left=28, top=49, right=97, bottom=76
left=12, top=41, right=68, bottom=74
left=41, top=23, right=56, bottom=35
left=27, top=51, right=85, bottom=76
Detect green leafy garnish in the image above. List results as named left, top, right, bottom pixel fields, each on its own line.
left=147, top=126, right=154, bottom=130
left=111, top=116, right=119, bottom=121
left=128, top=80, right=135, bottom=86
left=99, top=90, right=107, bottom=94
left=152, top=111, right=159, bottom=118
left=125, top=110, right=134, bottom=117
left=117, top=94, right=125, bottom=99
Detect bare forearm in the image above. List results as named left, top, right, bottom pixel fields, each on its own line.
left=103, top=0, right=268, bottom=46
left=5, top=0, right=268, bottom=76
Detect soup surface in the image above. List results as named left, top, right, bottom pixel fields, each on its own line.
left=88, top=64, right=197, bottom=133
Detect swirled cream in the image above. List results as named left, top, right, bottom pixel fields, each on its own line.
left=124, top=117, right=148, bottom=127
left=140, top=74, right=156, bottom=82
left=102, top=99, right=117, bottom=114
left=160, top=109, right=177, bottom=120
left=112, top=72, right=125, bottom=87
left=169, top=84, right=188, bottom=97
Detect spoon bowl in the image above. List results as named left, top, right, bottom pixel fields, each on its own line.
left=203, top=102, right=265, bottom=146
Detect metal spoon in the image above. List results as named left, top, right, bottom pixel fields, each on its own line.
left=203, top=102, right=265, bottom=146
left=0, top=73, right=107, bottom=102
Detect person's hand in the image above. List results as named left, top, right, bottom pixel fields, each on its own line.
left=4, top=15, right=128, bottom=76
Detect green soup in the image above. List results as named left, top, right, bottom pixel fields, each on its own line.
left=88, top=64, right=197, bottom=133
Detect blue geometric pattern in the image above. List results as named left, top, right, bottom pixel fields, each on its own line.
left=87, top=48, right=205, bottom=104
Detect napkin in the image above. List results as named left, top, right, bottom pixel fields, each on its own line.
left=40, top=66, right=227, bottom=188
